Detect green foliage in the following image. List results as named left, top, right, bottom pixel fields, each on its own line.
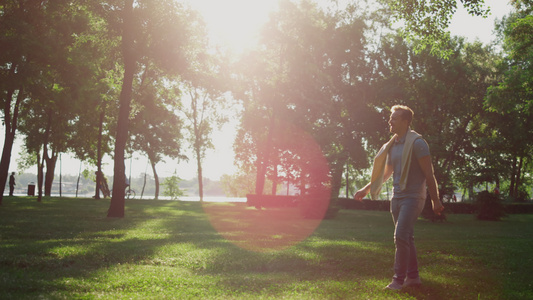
left=484, top=8, right=533, bottom=201
left=235, top=1, right=381, bottom=197
left=379, top=0, right=490, bottom=57
left=220, top=173, right=256, bottom=197
left=2, top=0, right=530, bottom=211
left=162, top=173, right=185, bottom=200
left=16, top=148, right=37, bottom=173
left=475, top=190, right=507, bottom=221
left=81, top=169, right=96, bottom=181
left=376, top=36, right=499, bottom=200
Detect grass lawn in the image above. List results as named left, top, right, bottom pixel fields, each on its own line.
left=0, top=197, right=532, bottom=299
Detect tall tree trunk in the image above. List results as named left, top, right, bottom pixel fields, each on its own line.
left=44, top=151, right=57, bottom=196
left=37, top=152, right=43, bottom=202
left=330, top=162, right=344, bottom=200
left=345, top=167, right=350, bottom=198
left=95, top=109, right=105, bottom=199
left=509, top=156, right=517, bottom=199
left=271, top=164, right=278, bottom=195
left=76, top=161, right=82, bottom=197
left=190, top=92, right=205, bottom=202
left=141, top=171, right=147, bottom=199
left=514, top=156, right=523, bottom=199
left=255, top=111, right=276, bottom=195
left=108, top=0, right=135, bottom=218
left=196, top=146, right=204, bottom=202
left=0, top=82, right=23, bottom=205
left=37, top=152, right=46, bottom=202
left=37, top=112, right=52, bottom=202
left=255, top=160, right=266, bottom=195
left=150, top=161, right=159, bottom=200
left=0, top=132, right=16, bottom=204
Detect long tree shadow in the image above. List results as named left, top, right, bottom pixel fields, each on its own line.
left=0, top=199, right=227, bottom=294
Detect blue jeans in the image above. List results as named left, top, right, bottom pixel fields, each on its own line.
left=391, top=197, right=425, bottom=283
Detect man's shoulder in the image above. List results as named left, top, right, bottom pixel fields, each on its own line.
left=413, top=137, right=428, bottom=145
left=413, top=137, right=430, bottom=157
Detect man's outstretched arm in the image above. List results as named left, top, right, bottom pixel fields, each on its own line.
left=354, top=164, right=393, bottom=201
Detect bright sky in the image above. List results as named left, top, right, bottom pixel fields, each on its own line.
left=3, top=0, right=513, bottom=181
left=449, top=0, right=512, bottom=42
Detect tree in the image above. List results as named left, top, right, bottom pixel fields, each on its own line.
left=220, top=173, right=257, bottom=197
left=162, top=171, right=185, bottom=200
left=375, top=34, right=501, bottom=200
left=378, top=0, right=491, bottom=57
left=484, top=3, right=533, bottom=200
left=182, top=82, right=228, bottom=202
left=129, top=78, right=186, bottom=200
left=65, top=5, right=122, bottom=200
left=0, top=2, right=40, bottom=204
left=107, top=0, right=136, bottom=217
left=0, top=1, right=90, bottom=204
left=107, top=0, right=201, bottom=217
left=234, top=0, right=383, bottom=199
left=179, top=35, right=230, bottom=202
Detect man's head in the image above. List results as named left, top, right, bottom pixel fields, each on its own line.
left=389, top=105, right=413, bottom=135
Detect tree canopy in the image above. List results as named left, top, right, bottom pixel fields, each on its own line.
left=1, top=0, right=531, bottom=213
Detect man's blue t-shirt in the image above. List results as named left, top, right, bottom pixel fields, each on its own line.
left=387, top=136, right=430, bottom=200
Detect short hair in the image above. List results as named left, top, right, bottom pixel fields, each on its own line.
left=391, top=105, right=414, bottom=125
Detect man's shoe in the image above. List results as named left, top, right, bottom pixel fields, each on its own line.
left=403, top=277, right=422, bottom=287
left=384, top=281, right=403, bottom=291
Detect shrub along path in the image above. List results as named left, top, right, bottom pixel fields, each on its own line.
left=0, top=197, right=531, bottom=299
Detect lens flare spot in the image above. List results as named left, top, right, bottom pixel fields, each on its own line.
left=203, top=121, right=331, bottom=252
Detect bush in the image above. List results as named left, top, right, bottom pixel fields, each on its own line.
left=475, top=190, right=506, bottom=221
left=162, top=174, right=185, bottom=200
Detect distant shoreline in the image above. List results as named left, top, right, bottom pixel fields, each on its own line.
left=4, top=194, right=247, bottom=202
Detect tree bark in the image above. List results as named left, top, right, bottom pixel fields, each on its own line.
left=108, top=0, right=135, bottom=218
left=509, top=156, right=517, bottom=199
left=150, top=161, right=159, bottom=200
left=95, top=109, right=105, bottom=199
left=329, top=162, right=344, bottom=200
left=0, top=81, right=23, bottom=205
left=196, top=146, right=203, bottom=202
left=44, top=151, right=57, bottom=196
left=271, top=164, right=278, bottom=195
left=255, top=111, right=276, bottom=195
left=141, top=171, right=147, bottom=199
left=514, top=156, right=523, bottom=199
left=37, top=112, right=52, bottom=202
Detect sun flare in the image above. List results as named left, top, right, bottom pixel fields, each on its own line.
left=187, top=0, right=279, bottom=52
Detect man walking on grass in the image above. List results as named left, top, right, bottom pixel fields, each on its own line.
left=354, top=105, right=444, bottom=291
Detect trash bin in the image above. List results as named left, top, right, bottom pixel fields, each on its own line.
left=27, top=183, right=35, bottom=196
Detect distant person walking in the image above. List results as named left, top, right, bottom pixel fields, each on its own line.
left=9, top=172, right=16, bottom=196
left=354, top=105, right=444, bottom=291
left=96, top=171, right=110, bottom=198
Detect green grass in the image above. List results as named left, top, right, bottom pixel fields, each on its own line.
left=0, top=197, right=532, bottom=299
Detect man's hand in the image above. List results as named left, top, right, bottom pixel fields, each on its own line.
left=432, top=200, right=444, bottom=215
left=354, top=185, right=370, bottom=202
left=354, top=191, right=365, bottom=202
left=354, top=182, right=372, bottom=202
